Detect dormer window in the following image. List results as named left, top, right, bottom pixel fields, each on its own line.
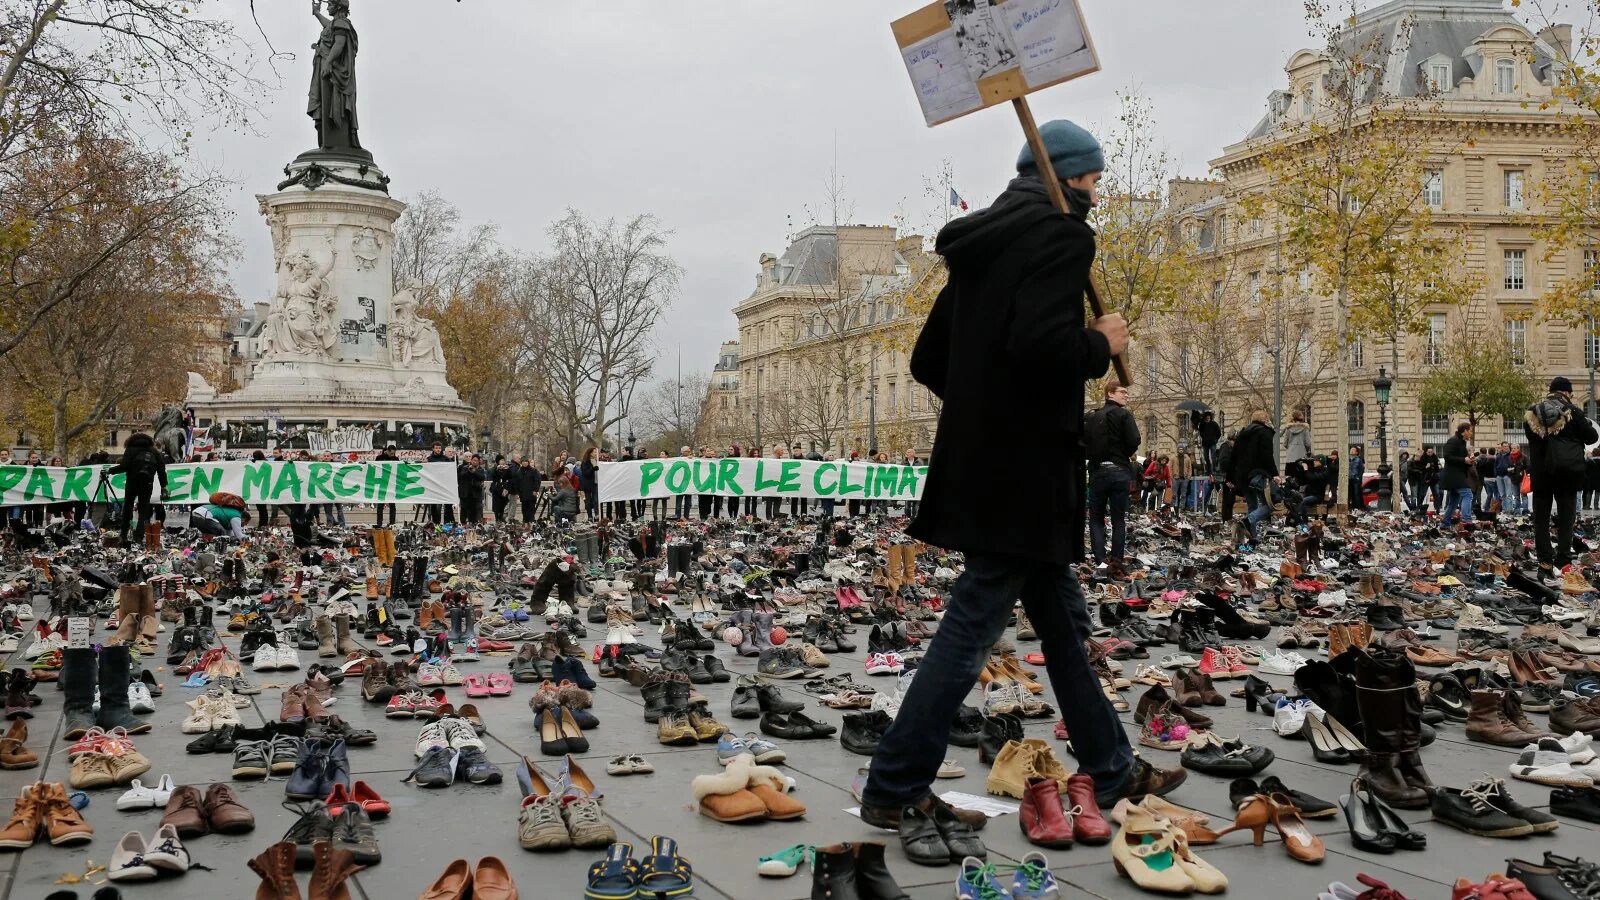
left=1430, top=62, right=1451, bottom=93
left=1301, top=87, right=1314, bottom=115
left=1496, top=58, right=1516, bottom=93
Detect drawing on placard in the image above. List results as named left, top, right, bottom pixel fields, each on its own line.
left=1000, top=0, right=1095, bottom=88
left=944, top=0, right=1019, bottom=81
left=901, top=30, right=985, bottom=126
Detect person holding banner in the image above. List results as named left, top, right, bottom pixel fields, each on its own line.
left=857, top=121, right=1183, bottom=852
left=106, top=433, right=168, bottom=545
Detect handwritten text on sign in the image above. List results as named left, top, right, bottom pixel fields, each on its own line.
left=599, top=458, right=927, bottom=502
left=0, top=462, right=459, bottom=506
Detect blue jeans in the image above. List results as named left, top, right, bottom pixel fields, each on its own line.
left=861, top=552, right=1133, bottom=807
left=1243, top=473, right=1271, bottom=541
left=1089, top=466, right=1132, bottom=562
left=1440, top=487, right=1474, bottom=524
left=1497, top=476, right=1519, bottom=513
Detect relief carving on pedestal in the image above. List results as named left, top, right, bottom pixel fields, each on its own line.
left=261, top=234, right=339, bottom=361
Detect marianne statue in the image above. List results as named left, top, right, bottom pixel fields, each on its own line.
left=308, top=0, right=363, bottom=156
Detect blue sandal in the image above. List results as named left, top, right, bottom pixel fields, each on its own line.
left=639, top=835, right=694, bottom=898
left=585, top=842, right=639, bottom=900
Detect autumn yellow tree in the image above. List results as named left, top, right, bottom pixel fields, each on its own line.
left=1247, top=0, right=1467, bottom=501
left=1092, top=90, right=1204, bottom=337
left=1, top=131, right=233, bottom=458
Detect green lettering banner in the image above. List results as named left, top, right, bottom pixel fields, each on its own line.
left=0, top=462, right=459, bottom=506
left=599, top=458, right=927, bottom=501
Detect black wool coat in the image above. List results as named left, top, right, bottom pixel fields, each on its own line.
left=907, top=177, right=1111, bottom=565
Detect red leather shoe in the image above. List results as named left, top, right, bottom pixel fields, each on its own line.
left=1023, top=652, right=1046, bottom=666
left=1019, top=777, right=1074, bottom=848
left=324, top=782, right=352, bottom=816
left=1065, top=773, right=1112, bottom=844
left=350, top=780, right=391, bottom=818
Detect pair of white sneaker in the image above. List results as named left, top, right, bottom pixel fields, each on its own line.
left=1258, top=649, right=1309, bottom=676
left=252, top=643, right=301, bottom=672
left=1510, top=735, right=1600, bottom=787
left=116, top=774, right=175, bottom=810
left=109, top=824, right=191, bottom=882
left=180, top=694, right=243, bottom=734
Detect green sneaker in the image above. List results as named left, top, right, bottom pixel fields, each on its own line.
left=756, top=843, right=813, bottom=878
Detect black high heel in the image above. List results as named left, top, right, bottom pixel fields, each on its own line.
left=1300, top=712, right=1353, bottom=764
left=1241, top=675, right=1279, bottom=714
left=1339, top=777, right=1396, bottom=854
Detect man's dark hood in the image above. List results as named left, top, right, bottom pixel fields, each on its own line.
left=935, top=176, right=1077, bottom=268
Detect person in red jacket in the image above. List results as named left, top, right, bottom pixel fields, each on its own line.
left=1141, top=455, right=1172, bottom=511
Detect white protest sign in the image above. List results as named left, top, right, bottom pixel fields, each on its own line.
left=598, top=458, right=928, bottom=503
left=894, top=0, right=1100, bottom=127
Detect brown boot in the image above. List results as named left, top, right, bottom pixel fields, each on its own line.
left=0, top=720, right=38, bottom=770
left=110, top=585, right=140, bottom=645
left=0, top=784, right=43, bottom=849
left=315, top=616, right=337, bottom=658
left=1503, top=690, right=1556, bottom=741
left=307, top=840, right=365, bottom=900
left=333, top=615, right=357, bottom=656
left=1464, top=689, right=1544, bottom=747
left=1328, top=625, right=1350, bottom=659
left=39, top=782, right=92, bottom=845
left=416, top=602, right=435, bottom=632
left=249, top=840, right=303, bottom=900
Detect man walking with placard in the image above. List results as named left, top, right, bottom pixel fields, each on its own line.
left=856, top=120, right=1183, bottom=863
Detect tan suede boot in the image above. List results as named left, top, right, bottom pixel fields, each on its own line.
left=984, top=739, right=1038, bottom=799
left=316, top=616, right=337, bottom=658
left=109, top=585, right=140, bottom=645
left=333, top=615, right=358, bottom=656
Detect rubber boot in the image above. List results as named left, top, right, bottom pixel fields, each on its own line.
left=411, top=557, right=429, bottom=602
left=97, top=644, right=150, bottom=734
left=315, top=616, right=337, bottom=658
left=388, top=557, right=409, bottom=604
left=333, top=615, right=358, bottom=656
left=61, top=647, right=98, bottom=740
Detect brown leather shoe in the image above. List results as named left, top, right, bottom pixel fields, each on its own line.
left=858, top=792, right=989, bottom=831
left=420, top=859, right=471, bottom=900
left=1552, top=697, right=1600, bottom=737
left=161, top=784, right=209, bottom=838
left=307, top=840, right=365, bottom=900
left=0, top=784, right=43, bottom=849
left=205, top=782, right=256, bottom=834
left=249, top=840, right=302, bottom=900
left=1095, top=756, right=1188, bottom=808
left=1464, top=689, right=1545, bottom=747
left=471, top=856, right=518, bottom=900
left=1134, top=685, right=1213, bottom=729
left=0, top=720, right=38, bottom=770
left=39, top=782, right=91, bottom=846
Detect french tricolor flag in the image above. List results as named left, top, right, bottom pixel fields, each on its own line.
left=949, top=188, right=968, bottom=211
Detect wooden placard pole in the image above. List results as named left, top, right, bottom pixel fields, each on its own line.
left=1012, top=95, right=1130, bottom=386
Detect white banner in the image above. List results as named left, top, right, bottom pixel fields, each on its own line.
left=0, top=462, right=459, bottom=506
left=599, top=458, right=928, bottom=502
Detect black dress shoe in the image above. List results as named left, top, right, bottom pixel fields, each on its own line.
left=897, top=804, right=951, bottom=866
left=1550, top=786, right=1600, bottom=824
left=1227, top=778, right=1260, bottom=811
left=1505, top=859, right=1591, bottom=900
left=930, top=797, right=985, bottom=860
left=948, top=706, right=984, bottom=748
left=1260, top=775, right=1336, bottom=818
left=840, top=712, right=887, bottom=756
left=729, top=683, right=760, bottom=719
left=1430, top=785, right=1534, bottom=837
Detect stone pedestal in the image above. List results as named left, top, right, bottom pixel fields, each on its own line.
left=189, top=153, right=474, bottom=449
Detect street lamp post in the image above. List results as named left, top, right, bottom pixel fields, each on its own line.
left=1374, top=367, right=1393, bottom=512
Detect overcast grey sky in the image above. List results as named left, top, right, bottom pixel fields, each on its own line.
left=201, top=0, right=1316, bottom=374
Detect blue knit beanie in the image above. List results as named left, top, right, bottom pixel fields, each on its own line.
left=1016, top=119, right=1105, bottom=180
